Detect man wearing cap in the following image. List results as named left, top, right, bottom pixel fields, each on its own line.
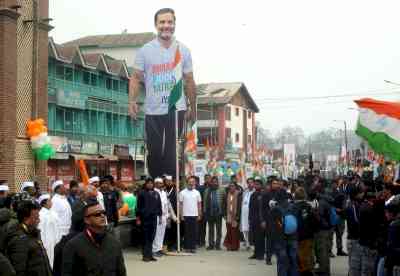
left=0, top=181, right=10, bottom=208
left=51, top=180, right=72, bottom=237
left=152, top=178, right=169, bottom=257
left=38, top=194, right=62, bottom=268
left=21, top=181, right=36, bottom=197
left=89, top=176, right=105, bottom=211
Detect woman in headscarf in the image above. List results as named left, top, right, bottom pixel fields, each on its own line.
left=223, top=182, right=242, bottom=251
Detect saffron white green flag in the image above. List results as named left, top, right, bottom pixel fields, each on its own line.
left=355, top=98, right=400, bottom=161
left=168, top=47, right=183, bottom=111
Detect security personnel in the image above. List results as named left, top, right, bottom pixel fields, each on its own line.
left=136, top=178, right=162, bottom=262
left=248, top=179, right=265, bottom=260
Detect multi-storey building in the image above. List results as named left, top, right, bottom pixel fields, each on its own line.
left=47, top=38, right=145, bottom=183
left=197, top=82, right=259, bottom=161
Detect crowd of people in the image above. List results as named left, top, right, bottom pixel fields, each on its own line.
left=0, top=170, right=400, bottom=276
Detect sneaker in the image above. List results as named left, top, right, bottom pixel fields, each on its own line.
left=153, top=252, right=163, bottom=258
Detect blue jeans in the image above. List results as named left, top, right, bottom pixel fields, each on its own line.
left=274, top=239, right=299, bottom=276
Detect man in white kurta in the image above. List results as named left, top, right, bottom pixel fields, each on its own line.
left=89, top=176, right=105, bottom=210
left=51, top=180, right=72, bottom=236
left=152, top=178, right=169, bottom=257
left=38, top=194, right=61, bottom=268
left=240, top=178, right=255, bottom=250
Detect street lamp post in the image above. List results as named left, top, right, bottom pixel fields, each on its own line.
left=334, top=120, right=349, bottom=170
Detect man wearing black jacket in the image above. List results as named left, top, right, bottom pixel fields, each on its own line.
left=330, top=178, right=348, bottom=256
left=100, top=177, right=119, bottom=228
left=345, top=185, right=363, bottom=276
left=136, top=178, right=162, bottom=262
left=311, top=183, right=333, bottom=276
left=7, top=200, right=52, bottom=276
left=358, top=190, right=379, bottom=276
left=262, top=178, right=296, bottom=275
left=62, top=199, right=126, bottom=276
left=248, top=179, right=265, bottom=260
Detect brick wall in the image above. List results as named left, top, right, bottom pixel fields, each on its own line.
left=0, top=8, right=19, bottom=188
left=0, top=0, right=50, bottom=192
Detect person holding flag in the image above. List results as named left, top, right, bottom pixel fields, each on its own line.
left=129, top=8, right=196, bottom=178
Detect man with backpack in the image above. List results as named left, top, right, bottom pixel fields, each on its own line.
left=310, top=182, right=334, bottom=276
left=293, top=187, right=319, bottom=276
left=262, top=178, right=298, bottom=276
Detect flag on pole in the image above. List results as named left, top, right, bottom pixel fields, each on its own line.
left=168, top=47, right=184, bottom=111
left=355, top=98, right=400, bottom=161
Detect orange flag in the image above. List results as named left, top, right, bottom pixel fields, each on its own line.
left=76, top=159, right=89, bottom=185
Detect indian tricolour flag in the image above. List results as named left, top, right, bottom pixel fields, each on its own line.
left=355, top=98, right=400, bottom=160
left=168, top=46, right=183, bottom=111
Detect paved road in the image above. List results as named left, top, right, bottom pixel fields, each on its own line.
left=123, top=247, right=348, bottom=276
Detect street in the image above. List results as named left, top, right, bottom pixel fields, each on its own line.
left=123, top=247, right=348, bottom=276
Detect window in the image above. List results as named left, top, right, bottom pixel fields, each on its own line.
left=248, top=135, right=252, bottom=144
left=65, top=67, right=73, bottom=81
left=113, top=79, right=120, bottom=91
left=225, top=106, right=231, bottom=121
left=225, top=128, right=231, bottom=144
left=91, top=74, right=98, bottom=86
left=248, top=111, right=252, bottom=119
left=121, top=80, right=129, bottom=93
left=235, top=133, right=240, bottom=143
left=83, top=71, right=90, bottom=85
left=56, top=65, right=64, bottom=80
left=235, top=107, right=239, bottom=116
left=65, top=110, right=73, bottom=131
left=106, top=78, right=112, bottom=90
left=55, top=107, right=64, bottom=130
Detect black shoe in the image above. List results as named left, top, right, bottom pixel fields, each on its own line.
left=249, top=255, right=257, bottom=259
left=190, top=249, right=197, bottom=254
left=206, top=246, right=214, bottom=250
left=150, top=257, right=158, bottom=261
left=329, top=252, right=335, bottom=258
left=266, top=259, right=272, bottom=265
left=256, top=257, right=264, bottom=261
left=337, top=250, right=348, bottom=256
left=142, top=257, right=152, bottom=262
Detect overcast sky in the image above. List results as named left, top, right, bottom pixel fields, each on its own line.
left=49, top=0, right=400, bottom=134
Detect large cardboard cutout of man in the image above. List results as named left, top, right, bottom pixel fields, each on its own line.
left=129, top=8, right=196, bottom=178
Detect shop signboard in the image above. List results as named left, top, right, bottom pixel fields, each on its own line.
left=114, top=145, right=129, bottom=157
left=49, top=136, right=69, bottom=152
left=68, top=140, right=82, bottom=153
left=81, top=142, right=98, bottom=154
left=56, top=90, right=86, bottom=109
left=99, top=144, right=113, bottom=155
left=193, top=159, right=208, bottom=185
left=121, top=163, right=133, bottom=182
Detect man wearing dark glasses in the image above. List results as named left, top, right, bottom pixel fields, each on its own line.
left=62, top=198, right=127, bottom=276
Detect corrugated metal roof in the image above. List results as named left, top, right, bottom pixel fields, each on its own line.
left=197, top=82, right=259, bottom=112
left=49, top=37, right=130, bottom=79
left=62, top=32, right=156, bottom=48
